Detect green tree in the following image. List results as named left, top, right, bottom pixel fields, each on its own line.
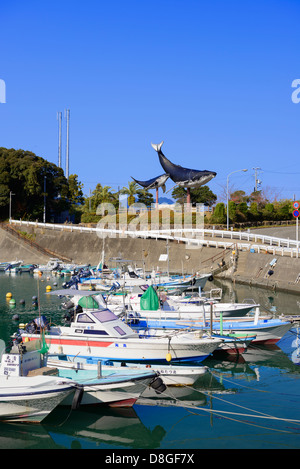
left=0, top=147, right=69, bottom=221
left=68, top=174, right=84, bottom=223
left=68, top=174, right=84, bottom=205
left=262, top=203, right=276, bottom=220
left=275, top=200, right=293, bottom=220
left=172, top=185, right=217, bottom=206
left=249, top=190, right=267, bottom=209
left=210, top=203, right=226, bottom=224
left=136, top=188, right=154, bottom=207
left=236, top=202, right=248, bottom=221
left=171, top=186, right=186, bottom=204
left=248, top=202, right=261, bottom=221
left=84, top=184, right=117, bottom=211
left=230, top=190, right=249, bottom=204
left=228, top=200, right=237, bottom=223
left=81, top=183, right=119, bottom=223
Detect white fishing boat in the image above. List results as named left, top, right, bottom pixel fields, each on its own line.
left=33, top=258, right=62, bottom=273
left=77, top=280, right=121, bottom=292
left=76, top=265, right=147, bottom=290
left=103, top=287, right=291, bottom=346
left=49, top=362, right=164, bottom=407
left=154, top=273, right=212, bottom=292
left=5, top=263, right=37, bottom=274
left=127, top=312, right=293, bottom=346
left=59, top=292, right=256, bottom=355
left=33, top=258, right=90, bottom=275
left=0, top=260, right=23, bottom=272
left=104, top=288, right=259, bottom=319
left=0, top=338, right=164, bottom=417
left=52, top=290, right=257, bottom=354
left=93, top=287, right=289, bottom=348
left=17, top=302, right=223, bottom=364
left=158, top=292, right=259, bottom=318
left=60, top=285, right=258, bottom=321
left=54, top=288, right=293, bottom=351
left=47, top=356, right=209, bottom=387
left=0, top=342, right=76, bottom=423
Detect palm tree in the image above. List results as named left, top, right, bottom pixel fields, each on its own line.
left=85, top=184, right=118, bottom=212
left=120, top=181, right=138, bottom=206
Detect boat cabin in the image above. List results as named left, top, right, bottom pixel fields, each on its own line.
left=67, top=308, right=137, bottom=339
left=25, top=306, right=138, bottom=341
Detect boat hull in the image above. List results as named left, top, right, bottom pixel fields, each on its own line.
left=121, top=304, right=257, bottom=322
left=47, top=358, right=208, bottom=387
left=0, top=375, right=74, bottom=423
left=130, top=318, right=292, bottom=345
left=155, top=275, right=209, bottom=291
left=58, top=370, right=157, bottom=406
left=21, top=333, right=221, bottom=364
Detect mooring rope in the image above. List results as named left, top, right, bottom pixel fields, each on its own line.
left=135, top=368, right=300, bottom=435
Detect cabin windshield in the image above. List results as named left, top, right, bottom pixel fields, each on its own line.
left=77, top=313, right=95, bottom=323
left=91, top=310, right=117, bottom=323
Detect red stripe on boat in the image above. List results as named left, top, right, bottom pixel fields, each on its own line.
left=23, top=337, right=114, bottom=347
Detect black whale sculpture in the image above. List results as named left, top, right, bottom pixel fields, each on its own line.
left=151, top=141, right=216, bottom=188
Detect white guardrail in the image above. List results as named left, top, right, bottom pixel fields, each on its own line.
left=10, top=220, right=300, bottom=258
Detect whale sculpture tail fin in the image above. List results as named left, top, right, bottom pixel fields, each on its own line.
left=151, top=141, right=164, bottom=153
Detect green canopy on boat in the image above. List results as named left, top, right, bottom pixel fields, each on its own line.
left=78, top=296, right=99, bottom=309
left=140, top=286, right=159, bottom=311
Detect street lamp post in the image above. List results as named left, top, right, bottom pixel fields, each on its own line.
left=43, top=176, right=46, bottom=223
left=9, top=191, right=15, bottom=223
left=226, top=169, right=248, bottom=230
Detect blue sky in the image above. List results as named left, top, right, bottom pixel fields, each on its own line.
left=1, top=0, right=300, bottom=203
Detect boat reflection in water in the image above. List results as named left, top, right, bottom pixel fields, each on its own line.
left=42, top=369, right=233, bottom=449
left=0, top=406, right=166, bottom=450
left=0, top=364, right=233, bottom=449
left=45, top=406, right=167, bottom=450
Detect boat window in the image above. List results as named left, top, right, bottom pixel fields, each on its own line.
left=114, top=326, right=127, bottom=336
left=92, top=310, right=117, bottom=323
left=83, top=329, right=108, bottom=335
left=77, top=313, right=95, bottom=323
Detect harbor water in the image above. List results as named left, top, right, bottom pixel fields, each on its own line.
left=0, top=273, right=300, bottom=450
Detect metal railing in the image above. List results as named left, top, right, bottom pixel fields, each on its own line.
left=9, top=219, right=300, bottom=258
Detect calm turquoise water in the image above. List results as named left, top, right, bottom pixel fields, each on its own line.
left=0, top=273, right=300, bottom=450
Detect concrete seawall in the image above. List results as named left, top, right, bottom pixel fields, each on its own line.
left=0, top=225, right=50, bottom=264
left=9, top=224, right=224, bottom=274
left=218, top=249, right=300, bottom=294
left=1, top=224, right=300, bottom=294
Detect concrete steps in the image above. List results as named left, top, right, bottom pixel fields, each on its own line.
left=0, top=224, right=72, bottom=264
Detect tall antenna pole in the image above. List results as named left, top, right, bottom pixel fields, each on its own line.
left=57, top=111, right=62, bottom=168
left=43, top=176, right=46, bottom=223
left=65, top=109, right=70, bottom=179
